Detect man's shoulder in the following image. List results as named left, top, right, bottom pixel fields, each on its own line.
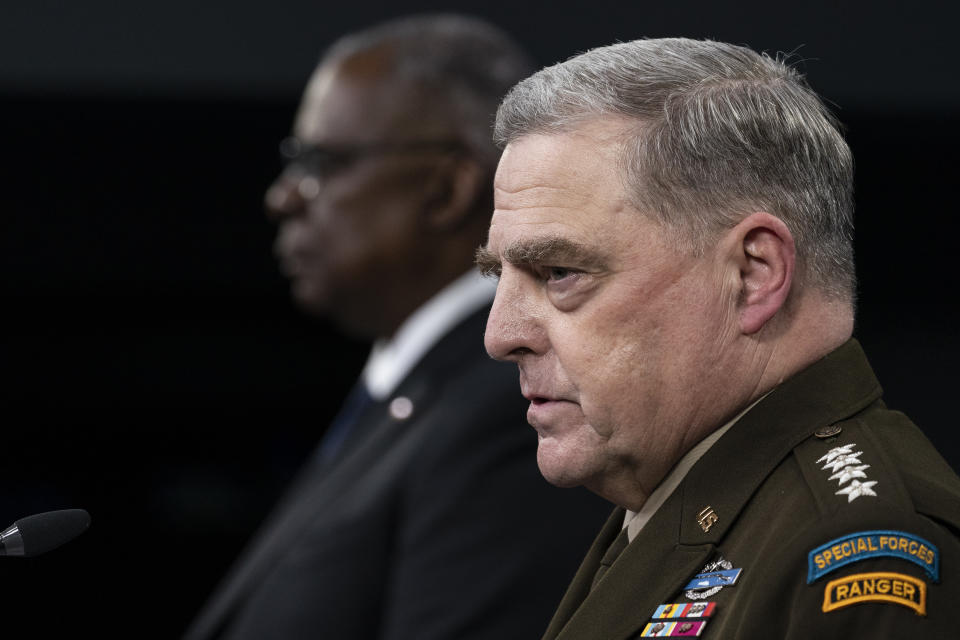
left=716, top=402, right=960, bottom=559
left=709, top=404, right=960, bottom=637
left=788, top=403, right=960, bottom=533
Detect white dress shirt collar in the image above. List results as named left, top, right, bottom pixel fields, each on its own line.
left=361, top=269, right=496, bottom=401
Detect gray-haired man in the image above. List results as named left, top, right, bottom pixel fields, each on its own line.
left=478, top=37, right=960, bottom=638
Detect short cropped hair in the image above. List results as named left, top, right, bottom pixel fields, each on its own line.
left=323, top=14, right=536, bottom=169
left=495, top=38, right=855, bottom=301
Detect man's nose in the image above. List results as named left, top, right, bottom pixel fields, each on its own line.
left=264, top=170, right=319, bottom=221
left=484, top=276, right=546, bottom=362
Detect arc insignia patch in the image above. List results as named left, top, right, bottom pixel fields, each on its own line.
left=816, top=442, right=878, bottom=502
left=640, top=620, right=708, bottom=636
left=822, top=572, right=926, bottom=616
left=807, top=530, right=940, bottom=583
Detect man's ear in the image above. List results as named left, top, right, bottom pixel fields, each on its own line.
left=728, top=211, right=796, bottom=335
left=420, top=154, right=487, bottom=232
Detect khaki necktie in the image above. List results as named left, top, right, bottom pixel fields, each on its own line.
left=591, top=528, right=630, bottom=590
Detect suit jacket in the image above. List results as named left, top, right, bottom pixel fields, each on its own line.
left=185, top=306, right=609, bottom=640
left=544, top=339, right=960, bottom=639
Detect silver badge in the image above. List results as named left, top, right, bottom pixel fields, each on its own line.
left=685, top=557, right=733, bottom=600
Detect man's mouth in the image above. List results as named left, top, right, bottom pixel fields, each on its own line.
left=276, top=250, right=310, bottom=278
left=524, top=393, right=579, bottom=429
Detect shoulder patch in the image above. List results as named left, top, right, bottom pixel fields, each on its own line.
left=822, top=572, right=926, bottom=616
left=807, top=530, right=940, bottom=582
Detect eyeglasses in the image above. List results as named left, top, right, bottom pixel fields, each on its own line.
left=278, top=136, right=464, bottom=181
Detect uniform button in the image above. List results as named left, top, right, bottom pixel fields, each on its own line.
left=814, top=424, right=842, bottom=438
left=389, top=396, right=414, bottom=421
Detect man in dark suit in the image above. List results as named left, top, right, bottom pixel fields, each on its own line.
left=184, top=14, right=609, bottom=640
left=477, top=37, right=960, bottom=638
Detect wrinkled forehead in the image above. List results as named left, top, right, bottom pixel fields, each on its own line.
left=488, top=121, right=651, bottom=261
left=493, top=122, right=634, bottom=230
left=493, top=119, right=632, bottom=209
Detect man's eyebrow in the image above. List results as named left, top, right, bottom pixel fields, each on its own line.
left=475, top=245, right=502, bottom=277
left=474, top=237, right=607, bottom=278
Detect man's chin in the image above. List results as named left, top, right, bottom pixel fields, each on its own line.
left=538, top=472, right=582, bottom=489
left=290, top=285, right=387, bottom=340
left=536, top=446, right=588, bottom=489
left=291, top=281, right=333, bottom=314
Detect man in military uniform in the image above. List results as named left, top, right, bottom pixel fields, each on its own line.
left=477, top=37, right=960, bottom=638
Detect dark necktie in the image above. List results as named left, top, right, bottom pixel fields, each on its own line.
left=316, top=382, right=375, bottom=464
left=591, top=528, right=630, bottom=590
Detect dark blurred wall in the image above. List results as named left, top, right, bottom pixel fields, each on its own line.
left=3, top=1, right=959, bottom=111
left=1, top=94, right=370, bottom=634
left=1, top=1, right=958, bottom=636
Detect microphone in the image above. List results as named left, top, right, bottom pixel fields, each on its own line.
left=0, top=509, right=91, bottom=557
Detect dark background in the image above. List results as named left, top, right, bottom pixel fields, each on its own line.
left=2, top=1, right=958, bottom=636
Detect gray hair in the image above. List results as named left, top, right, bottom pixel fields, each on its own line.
left=323, top=14, right=536, bottom=168
left=495, top=38, right=855, bottom=301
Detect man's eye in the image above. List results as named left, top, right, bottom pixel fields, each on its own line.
left=547, top=267, right=572, bottom=281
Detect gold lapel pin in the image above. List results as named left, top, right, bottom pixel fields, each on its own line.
left=697, top=506, right=718, bottom=533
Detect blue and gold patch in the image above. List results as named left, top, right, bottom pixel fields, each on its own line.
left=822, top=572, right=926, bottom=616
left=807, top=530, right=939, bottom=583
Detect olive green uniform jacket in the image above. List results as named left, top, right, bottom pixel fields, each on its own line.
left=544, top=339, right=960, bottom=639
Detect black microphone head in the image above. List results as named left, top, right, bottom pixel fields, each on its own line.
left=15, top=509, right=91, bottom=557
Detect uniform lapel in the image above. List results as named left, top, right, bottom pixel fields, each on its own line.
left=543, top=508, right=623, bottom=639
left=553, top=489, right=714, bottom=640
